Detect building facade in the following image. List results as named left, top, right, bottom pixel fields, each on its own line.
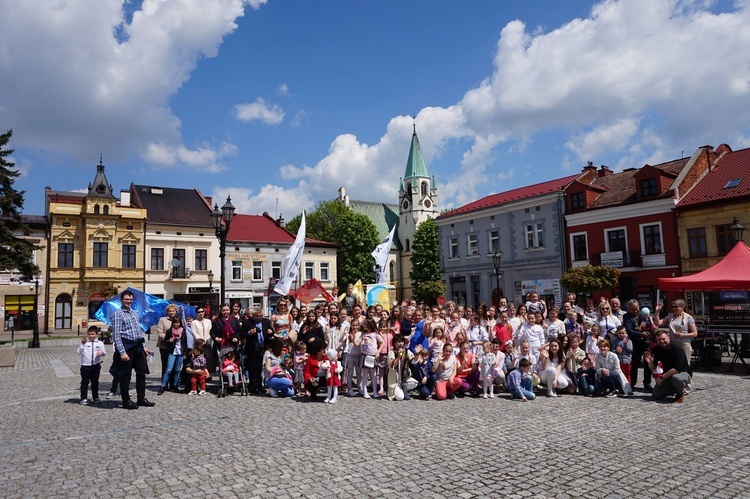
left=226, top=213, right=337, bottom=314
left=128, top=184, right=220, bottom=310
left=45, top=162, right=147, bottom=332
left=436, top=175, right=576, bottom=308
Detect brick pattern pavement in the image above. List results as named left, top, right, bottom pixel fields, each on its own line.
left=0, top=345, right=749, bottom=497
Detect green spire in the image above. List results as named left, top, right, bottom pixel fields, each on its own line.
left=404, top=123, right=429, bottom=180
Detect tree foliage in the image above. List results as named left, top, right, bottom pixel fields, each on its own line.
left=410, top=218, right=444, bottom=304
left=286, top=200, right=379, bottom=289
left=0, top=129, right=38, bottom=278
left=560, top=265, right=621, bottom=294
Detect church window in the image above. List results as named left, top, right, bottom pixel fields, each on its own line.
left=406, top=239, right=410, bottom=252
left=93, top=204, right=100, bottom=214
left=421, top=182, right=427, bottom=195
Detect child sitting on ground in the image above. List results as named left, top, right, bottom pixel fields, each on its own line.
left=222, top=351, right=240, bottom=388
left=186, top=339, right=210, bottom=396
left=506, top=358, right=535, bottom=401
left=411, top=347, right=433, bottom=400
left=576, top=357, right=597, bottom=396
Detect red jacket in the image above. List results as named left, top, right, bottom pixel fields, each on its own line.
left=304, top=357, right=323, bottom=383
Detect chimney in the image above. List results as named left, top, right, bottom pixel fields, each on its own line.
left=338, top=186, right=349, bottom=207
left=276, top=213, right=285, bottom=228
left=582, top=161, right=597, bottom=174
left=598, top=165, right=613, bottom=177
left=120, top=190, right=130, bottom=207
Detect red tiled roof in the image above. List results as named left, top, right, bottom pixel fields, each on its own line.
left=678, top=147, right=750, bottom=207
left=438, top=174, right=580, bottom=218
left=227, top=213, right=337, bottom=247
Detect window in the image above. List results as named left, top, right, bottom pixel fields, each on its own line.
left=688, top=228, right=707, bottom=258
left=606, top=229, right=626, bottom=253
left=122, top=245, right=136, bottom=268
left=642, top=224, right=662, bottom=255
left=93, top=242, right=108, bottom=267
left=304, top=261, right=314, bottom=280
left=641, top=178, right=658, bottom=197
left=58, top=243, right=74, bottom=268
left=320, top=262, right=330, bottom=281
left=232, top=261, right=243, bottom=281
left=151, top=248, right=164, bottom=270
left=724, top=179, right=742, bottom=189
left=93, top=205, right=100, bottom=214
left=103, top=205, right=109, bottom=215
left=251, top=261, right=262, bottom=281
left=449, top=237, right=459, bottom=259
left=572, top=234, right=588, bottom=261
left=717, top=224, right=731, bottom=256
left=570, top=192, right=585, bottom=210
left=172, top=249, right=186, bottom=278
left=421, top=182, right=428, bottom=195
left=488, top=230, right=499, bottom=253
left=467, top=234, right=478, bottom=256
left=525, top=222, right=545, bottom=249
left=405, top=239, right=410, bottom=252
left=272, top=261, right=282, bottom=280
left=195, top=249, right=207, bottom=271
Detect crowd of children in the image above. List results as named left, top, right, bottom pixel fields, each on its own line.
left=78, top=292, right=670, bottom=405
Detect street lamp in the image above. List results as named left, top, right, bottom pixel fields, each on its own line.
left=729, top=217, right=745, bottom=247
left=30, top=272, right=41, bottom=348
left=210, top=196, right=236, bottom=308
left=491, top=250, right=503, bottom=308
left=207, top=269, right=214, bottom=315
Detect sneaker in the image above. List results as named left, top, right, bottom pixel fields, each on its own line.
left=683, top=388, right=691, bottom=396
left=188, top=390, right=197, bottom=396
left=92, top=398, right=102, bottom=405
left=106, top=392, right=115, bottom=400
left=157, top=388, right=164, bottom=396
left=197, top=390, right=205, bottom=396
left=605, top=391, right=618, bottom=398
left=363, top=393, right=371, bottom=399
left=482, top=394, right=488, bottom=399
left=489, top=392, right=495, bottom=399
left=324, top=398, right=331, bottom=404
left=79, top=399, right=88, bottom=405
left=328, top=398, right=337, bottom=404
left=548, top=391, right=558, bottom=398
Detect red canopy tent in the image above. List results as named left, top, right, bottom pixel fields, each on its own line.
left=658, top=241, right=750, bottom=291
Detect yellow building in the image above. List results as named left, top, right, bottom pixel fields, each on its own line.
left=45, top=162, right=147, bottom=332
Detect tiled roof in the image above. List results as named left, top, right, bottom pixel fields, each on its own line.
left=22, top=215, right=47, bottom=225
left=46, top=190, right=85, bottom=204
left=678, top=147, right=750, bottom=207
left=130, top=184, right=213, bottom=227
left=346, top=200, right=402, bottom=250
left=227, top=213, right=337, bottom=247
left=586, top=158, right=688, bottom=210
left=438, top=174, right=580, bottom=218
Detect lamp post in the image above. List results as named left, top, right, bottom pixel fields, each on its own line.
left=210, top=197, right=236, bottom=308
left=30, top=272, right=41, bottom=348
left=491, top=250, right=503, bottom=308
left=207, top=269, right=214, bottom=315
left=729, top=217, right=746, bottom=248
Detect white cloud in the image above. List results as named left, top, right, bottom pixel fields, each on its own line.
left=565, top=118, right=640, bottom=162
left=6, top=156, right=31, bottom=178
left=142, top=139, right=237, bottom=173
left=234, top=97, right=285, bottom=125
left=0, top=0, right=257, bottom=171
left=211, top=185, right=313, bottom=220
left=277, top=83, right=290, bottom=95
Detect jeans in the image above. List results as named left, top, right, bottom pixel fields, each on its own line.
left=415, top=374, right=435, bottom=399
left=652, top=372, right=691, bottom=400
left=595, top=372, right=622, bottom=394
left=161, top=354, right=184, bottom=388
left=510, top=376, right=535, bottom=400
left=266, top=376, right=294, bottom=397
left=578, top=375, right=595, bottom=395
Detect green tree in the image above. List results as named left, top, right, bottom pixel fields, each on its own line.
left=560, top=265, right=621, bottom=294
left=334, top=210, right=379, bottom=289
left=286, top=199, right=349, bottom=243
left=0, top=129, right=38, bottom=278
left=409, top=218, right=444, bottom=304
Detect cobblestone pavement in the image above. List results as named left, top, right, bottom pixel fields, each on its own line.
left=1, top=343, right=749, bottom=498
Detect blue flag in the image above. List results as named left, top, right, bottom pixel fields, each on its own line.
left=94, top=287, right=197, bottom=336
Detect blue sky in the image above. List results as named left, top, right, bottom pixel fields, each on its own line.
left=2, top=0, right=748, bottom=218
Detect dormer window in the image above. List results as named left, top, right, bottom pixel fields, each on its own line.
left=570, top=192, right=585, bottom=210
left=641, top=178, right=658, bottom=197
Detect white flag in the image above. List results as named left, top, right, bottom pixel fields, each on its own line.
left=371, top=225, right=395, bottom=284
left=274, top=211, right=306, bottom=295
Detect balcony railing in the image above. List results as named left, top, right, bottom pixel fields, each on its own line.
left=171, top=267, right=192, bottom=279
left=591, top=250, right=641, bottom=268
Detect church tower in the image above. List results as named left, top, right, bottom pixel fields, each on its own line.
left=398, top=124, right=438, bottom=297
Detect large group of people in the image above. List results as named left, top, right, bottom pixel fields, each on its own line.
left=77, top=287, right=696, bottom=408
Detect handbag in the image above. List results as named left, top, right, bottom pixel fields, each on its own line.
left=363, top=355, right=376, bottom=368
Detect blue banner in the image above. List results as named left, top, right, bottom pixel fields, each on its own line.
left=720, top=291, right=748, bottom=301
left=94, top=287, right=197, bottom=333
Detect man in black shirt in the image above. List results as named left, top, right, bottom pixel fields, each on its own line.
left=239, top=307, right=272, bottom=394
left=643, top=330, right=691, bottom=403
left=341, top=283, right=358, bottom=314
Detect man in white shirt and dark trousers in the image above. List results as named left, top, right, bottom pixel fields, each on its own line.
left=78, top=326, right=106, bottom=405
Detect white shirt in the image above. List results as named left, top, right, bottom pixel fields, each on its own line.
left=191, top=318, right=213, bottom=342
left=77, top=339, right=106, bottom=366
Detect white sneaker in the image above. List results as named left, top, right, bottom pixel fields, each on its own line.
left=106, top=392, right=115, bottom=400
left=187, top=390, right=197, bottom=396
left=324, top=398, right=330, bottom=404
left=363, top=393, right=371, bottom=399
left=329, top=398, right=337, bottom=404
left=548, top=391, right=558, bottom=397
left=489, top=392, right=495, bottom=398
left=79, top=399, right=88, bottom=405
left=482, top=394, right=488, bottom=399
left=198, top=390, right=206, bottom=396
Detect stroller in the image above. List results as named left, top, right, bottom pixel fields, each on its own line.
left=216, top=345, right=248, bottom=397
